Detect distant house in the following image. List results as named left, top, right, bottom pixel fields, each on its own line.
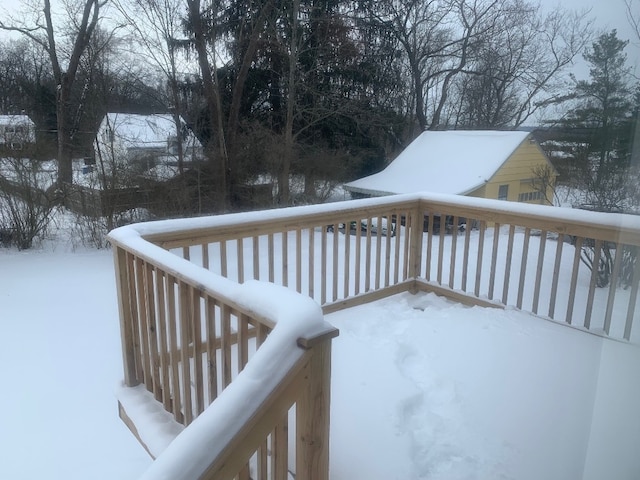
left=344, top=130, right=557, bottom=205
left=0, top=115, right=36, bottom=150
left=93, top=113, right=202, bottom=171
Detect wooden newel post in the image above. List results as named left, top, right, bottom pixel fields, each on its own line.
left=296, top=328, right=338, bottom=480
left=408, top=205, right=424, bottom=291
left=113, top=245, right=141, bottom=387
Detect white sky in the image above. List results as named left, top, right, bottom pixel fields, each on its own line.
left=0, top=0, right=638, bottom=88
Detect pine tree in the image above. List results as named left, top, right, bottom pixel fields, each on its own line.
left=565, top=30, right=634, bottom=212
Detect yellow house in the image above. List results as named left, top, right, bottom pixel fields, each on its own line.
left=344, top=130, right=557, bottom=205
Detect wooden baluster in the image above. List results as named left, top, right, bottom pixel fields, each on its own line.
left=365, top=219, right=372, bottom=291
left=167, top=275, right=182, bottom=422
left=516, top=228, right=531, bottom=309
left=237, top=238, right=244, bottom=284
left=393, top=212, right=401, bottom=285
left=178, top=281, right=193, bottom=425
left=205, top=297, right=218, bottom=404
left=220, top=240, right=228, bottom=278
left=565, top=236, right=584, bottom=325
left=474, top=221, right=486, bottom=297
left=282, top=231, right=289, bottom=288
left=144, top=263, right=161, bottom=401
left=201, top=243, right=209, bottom=270
left=192, top=290, right=204, bottom=416
left=403, top=212, right=412, bottom=280
left=624, top=253, right=639, bottom=340
left=548, top=234, right=565, bottom=319
left=253, top=236, right=260, bottom=280
left=384, top=215, right=392, bottom=288
left=449, top=216, right=458, bottom=289
left=135, top=257, right=152, bottom=389
left=583, top=240, right=601, bottom=330
left=604, top=243, right=624, bottom=335
left=268, top=233, right=275, bottom=283
left=272, top=415, right=289, bottom=480
left=321, top=226, right=328, bottom=304
left=532, top=230, right=547, bottom=314
left=344, top=220, right=351, bottom=298
left=375, top=215, right=382, bottom=290
left=257, top=439, right=268, bottom=480
left=461, top=219, right=472, bottom=292
left=426, top=212, right=434, bottom=281
left=238, top=313, right=249, bottom=372
left=437, top=214, right=445, bottom=284
left=221, top=304, right=232, bottom=388
left=488, top=223, right=501, bottom=300
left=501, top=225, right=515, bottom=305
left=155, top=270, right=171, bottom=410
left=309, top=228, right=315, bottom=300
left=333, top=223, right=339, bottom=300
left=296, top=228, right=302, bottom=294
left=354, top=220, right=362, bottom=295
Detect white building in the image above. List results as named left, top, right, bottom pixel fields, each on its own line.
left=94, top=113, right=202, bottom=169
left=0, top=115, right=36, bottom=149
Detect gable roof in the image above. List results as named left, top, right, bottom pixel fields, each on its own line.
left=98, top=113, right=199, bottom=150
left=0, top=115, right=34, bottom=126
left=344, top=130, right=531, bottom=196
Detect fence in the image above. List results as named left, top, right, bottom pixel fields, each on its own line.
left=109, top=192, right=640, bottom=478
left=150, top=193, right=639, bottom=341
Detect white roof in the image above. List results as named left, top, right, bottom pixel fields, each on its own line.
left=345, top=130, right=530, bottom=196
left=99, top=113, right=199, bottom=149
left=0, top=115, right=34, bottom=125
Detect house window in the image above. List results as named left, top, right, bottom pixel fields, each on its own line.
left=498, top=184, right=509, bottom=201
left=518, top=191, right=544, bottom=202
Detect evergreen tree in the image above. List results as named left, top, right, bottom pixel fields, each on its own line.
left=564, top=30, right=635, bottom=212
left=558, top=30, right=638, bottom=288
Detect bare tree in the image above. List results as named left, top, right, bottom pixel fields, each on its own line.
left=626, top=0, right=640, bottom=42
left=0, top=0, right=107, bottom=187
left=530, top=164, right=559, bottom=206
left=113, top=0, right=192, bottom=174
left=0, top=128, right=57, bottom=249
left=455, top=2, right=592, bottom=128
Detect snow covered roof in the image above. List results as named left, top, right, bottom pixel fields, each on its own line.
left=98, top=113, right=199, bottom=150
left=345, top=130, right=531, bottom=196
left=0, top=115, right=34, bottom=126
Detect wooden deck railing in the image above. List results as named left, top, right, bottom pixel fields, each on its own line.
left=109, top=224, right=338, bottom=480
left=149, top=193, right=639, bottom=341
left=109, top=192, right=639, bottom=479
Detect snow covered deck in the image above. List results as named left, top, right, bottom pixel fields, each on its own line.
left=105, top=192, right=640, bottom=480
left=1, top=234, right=639, bottom=479
left=328, top=292, right=640, bottom=480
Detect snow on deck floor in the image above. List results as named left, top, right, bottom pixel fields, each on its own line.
left=327, top=292, right=640, bottom=480
left=0, top=247, right=638, bottom=479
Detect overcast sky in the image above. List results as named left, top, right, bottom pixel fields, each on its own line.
left=0, top=0, right=638, bottom=79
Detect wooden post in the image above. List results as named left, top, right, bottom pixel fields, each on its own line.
left=296, top=338, right=333, bottom=480
left=113, top=246, right=140, bottom=387
left=408, top=206, right=423, bottom=292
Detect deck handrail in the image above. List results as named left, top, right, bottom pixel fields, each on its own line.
left=109, top=191, right=639, bottom=479
left=109, top=224, right=338, bottom=479
left=145, top=192, right=638, bottom=340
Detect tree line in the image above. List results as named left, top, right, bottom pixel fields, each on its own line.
left=0, top=0, right=637, bottom=213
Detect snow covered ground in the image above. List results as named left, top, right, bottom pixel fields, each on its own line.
left=1, top=236, right=639, bottom=479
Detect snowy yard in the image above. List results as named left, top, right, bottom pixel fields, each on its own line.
left=1, top=239, right=639, bottom=479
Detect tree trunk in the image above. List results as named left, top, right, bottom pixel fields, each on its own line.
left=279, top=0, right=300, bottom=205
left=187, top=0, right=229, bottom=211
left=56, top=76, right=73, bottom=186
